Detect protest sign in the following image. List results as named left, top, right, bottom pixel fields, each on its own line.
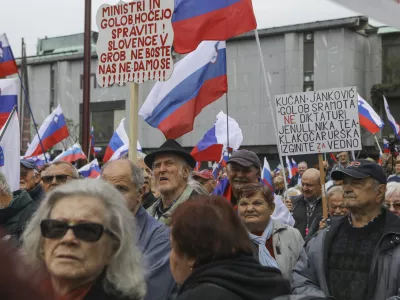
left=275, top=87, right=361, bottom=156
left=96, top=0, right=174, bottom=87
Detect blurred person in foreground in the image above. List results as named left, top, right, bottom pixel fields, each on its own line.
left=170, top=195, right=290, bottom=300
left=101, top=159, right=176, bottom=300
left=305, top=185, right=348, bottom=241
left=237, top=183, right=304, bottom=281
left=22, top=179, right=146, bottom=300
left=0, top=172, right=35, bottom=246
left=385, top=182, right=400, bottom=217
left=41, top=161, right=80, bottom=192
left=214, top=149, right=294, bottom=226
left=292, top=160, right=400, bottom=300
left=145, top=140, right=198, bottom=225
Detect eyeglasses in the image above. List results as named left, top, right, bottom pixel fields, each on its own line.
left=42, top=174, right=74, bottom=184
left=385, top=202, right=400, bottom=211
left=40, top=219, right=113, bottom=242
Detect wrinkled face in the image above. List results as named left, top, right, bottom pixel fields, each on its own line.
left=42, top=164, right=77, bottom=192
left=227, top=162, right=259, bottom=194
left=395, top=164, right=400, bottom=175
left=238, top=191, right=275, bottom=233
left=385, top=192, right=400, bottom=216
left=301, top=174, right=321, bottom=200
left=20, top=166, right=40, bottom=191
left=169, top=235, right=193, bottom=285
left=138, top=160, right=152, bottom=195
left=42, top=196, right=113, bottom=284
left=338, top=152, right=349, bottom=164
left=153, top=154, right=189, bottom=196
left=273, top=176, right=284, bottom=190
left=101, top=160, right=142, bottom=215
left=298, top=163, right=307, bottom=176
left=328, top=193, right=348, bottom=216
left=343, top=176, right=385, bottom=212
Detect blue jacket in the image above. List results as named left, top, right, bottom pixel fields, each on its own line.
left=136, top=206, right=177, bottom=300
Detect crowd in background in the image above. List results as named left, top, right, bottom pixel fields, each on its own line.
left=0, top=140, right=399, bottom=299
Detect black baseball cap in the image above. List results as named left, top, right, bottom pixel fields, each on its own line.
left=20, top=159, right=39, bottom=172
left=227, top=149, right=261, bottom=169
left=331, top=159, right=386, bottom=184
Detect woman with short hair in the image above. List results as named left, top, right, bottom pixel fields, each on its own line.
left=237, top=183, right=304, bottom=281
left=170, top=195, right=290, bottom=300
left=22, top=179, right=146, bottom=300
left=385, top=182, right=400, bottom=216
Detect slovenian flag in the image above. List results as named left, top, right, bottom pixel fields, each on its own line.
left=53, top=143, right=87, bottom=163
left=383, top=139, right=390, bottom=154
left=109, top=141, right=142, bottom=162
left=24, top=104, right=70, bottom=158
left=285, top=156, right=293, bottom=179
left=0, top=78, right=18, bottom=129
left=25, top=153, right=50, bottom=167
left=191, top=111, right=243, bottom=162
left=383, top=96, right=400, bottom=139
left=103, top=118, right=128, bottom=163
left=139, top=41, right=227, bottom=139
left=358, top=94, right=384, bottom=134
left=172, top=0, right=257, bottom=54
left=79, top=158, right=101, bottom=178
left=261, top=157, right=274, bottom=191
left=0, top=34, right=18, bottom=78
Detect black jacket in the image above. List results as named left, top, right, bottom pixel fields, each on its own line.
left=292, top=195, right=323, bottom=238
left=0, top=190, right=36, bottom=245
left=288, top=173, right=301, bottom=188
left=84, top=278, right=139, bottom=300
left=28, top=184, right=45, bottom=208
left=142, top=191, right=157, bottom=210
left=176, top=255, right=290, bottom=300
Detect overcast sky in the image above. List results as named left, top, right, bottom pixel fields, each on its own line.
left=1, top=0, right=383, bottom=57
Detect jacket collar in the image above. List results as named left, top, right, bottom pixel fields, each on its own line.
left=272, top=219, right=288, bottom=235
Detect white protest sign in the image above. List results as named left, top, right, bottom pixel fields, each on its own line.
left=275, top=87, right=361, bottom=156
left=330, top=0, right=400, bottom=29
left=96, top=0, right=174, bottom=87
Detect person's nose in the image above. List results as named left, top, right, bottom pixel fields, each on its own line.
left=60, top=228, right=78, bottom=244
left=335, top=207, right=341, bottom=215
left=389, top=203, right=396, bottom=213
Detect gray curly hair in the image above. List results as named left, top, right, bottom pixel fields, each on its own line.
left=22, top=178, right=146, bottom=299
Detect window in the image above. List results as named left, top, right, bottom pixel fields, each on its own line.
left=303, top=32, right=314, bottom=91
left=50, top=64, right=56, bottom=111
left=382, top=34, right=400, bottom=84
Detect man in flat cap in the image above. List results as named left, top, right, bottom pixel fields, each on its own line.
left=20, top=159, right=45, bottom=207
left=292, top=159, right=400, bottom=300
left=145, top=140, right=198, bottom=226
left=213, top=149, right=294, bottom=226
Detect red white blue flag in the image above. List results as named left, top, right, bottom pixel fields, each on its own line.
left=0, top=34, right=18, bottom=78
left=383, top=95, right=400, bottom=139
left=358, top=94, right=384, bottom=134
left=0, top=78, right=18, bottom=129
left=53, top=143, right=87, bottom=163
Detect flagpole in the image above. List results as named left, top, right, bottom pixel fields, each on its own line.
left=374, top=135, right=383, bottom=154
left=0, top=107, right=17, bottom=141
left=17, top=73, right=47, bottom=162
left=254, top=29, right=288, bottom=193
left=225, top=92, right=230, bottom=157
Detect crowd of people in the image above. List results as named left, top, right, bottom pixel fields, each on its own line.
left=0, top=140, right=399, bottom=299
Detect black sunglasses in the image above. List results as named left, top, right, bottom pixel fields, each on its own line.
left=42, top=174, right=73, bottom=184
left=40, top=219, right=113, bottom=242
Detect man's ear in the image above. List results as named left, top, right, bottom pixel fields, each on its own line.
left=34, top=173, right=41, bottom=185
left=182, top=167, right=190, bottom=179
left=376, top=184, right=386, bottom=204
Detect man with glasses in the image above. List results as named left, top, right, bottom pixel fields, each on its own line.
left=385, top=182, right=400, bottom=217
left=41, top=161, right=79, bottom=192
left=290, top=168, right=323, bottom=238
left=292, top=160, right=400, bottom=300
left=20, top=159, right=45, bottom=205
left=213, top=149, right=294, bottom=226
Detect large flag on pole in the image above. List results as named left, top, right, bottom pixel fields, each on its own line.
left=24, top=104, right=70, bottom=157
left=139, top=41, right=227, bottom=139
left=0, top=107, right=20, bottom=191
left=172, top=0, right=257, bottom=53
left=0, top=34, right=18, bottom=78
left=358, top=94, right=384, bottom=134
left=109, top=141, right=143, bottom=162
left=103, top=118, right=128, bottom=163
left=191, top=111, right=243, bottom=162
left=0, top=78, right=18, bottom=129
left=383, top=95, right=400, bottom=139
left=261, top=157, right=274, bottom=191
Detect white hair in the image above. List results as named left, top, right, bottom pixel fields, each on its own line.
left=0, top=172, right=12, bottom=196
left=22, top=179, right=146, bottom=299
left=326, top=185, right=344, bottom=200
left=386, top=182, right=400, bottom=199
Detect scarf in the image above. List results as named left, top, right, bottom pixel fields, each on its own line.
left=248, top=219, right=280, bottom=269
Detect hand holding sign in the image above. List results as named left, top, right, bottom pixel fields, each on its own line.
left=96, top=0, right=174, bottom=87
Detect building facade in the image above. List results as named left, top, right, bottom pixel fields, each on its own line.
left=19, top=16, right=394, bottom=166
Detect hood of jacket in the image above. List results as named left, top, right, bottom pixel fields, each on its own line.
left=0, top=190, right=33, bottom=224
left=179, top=255, right=290, bottom=300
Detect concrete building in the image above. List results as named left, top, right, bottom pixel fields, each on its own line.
left=18, top=16, right=395, bottom=166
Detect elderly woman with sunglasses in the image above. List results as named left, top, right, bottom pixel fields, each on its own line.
left=237, top=183, right=305, bottom=281
left=385, top=182, right=400, bottom=216
left=22, top=179, right=146, bottom=300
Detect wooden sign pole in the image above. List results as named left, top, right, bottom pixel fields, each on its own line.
left=318, top=154, right=328, bottom=219
left=129, top=82, right=139, bottom=163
